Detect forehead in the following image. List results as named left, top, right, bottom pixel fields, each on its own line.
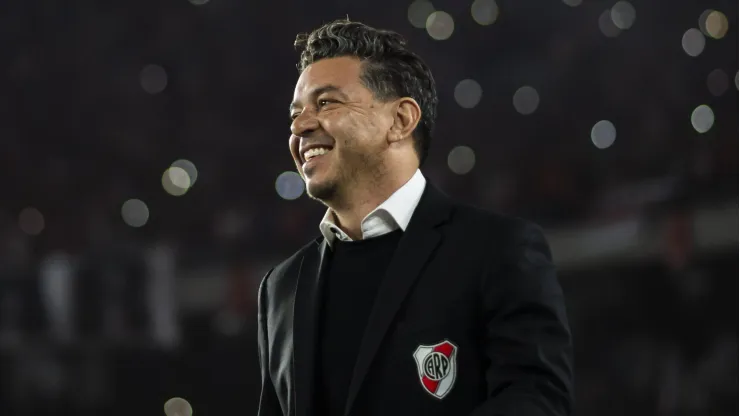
left=293, top=56, right=366, bottom=101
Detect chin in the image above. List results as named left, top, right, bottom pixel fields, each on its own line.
left=305, top=177, right=337, bottom=201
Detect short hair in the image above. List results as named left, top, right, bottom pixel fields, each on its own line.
left=294, top=19, right=438, bottom=167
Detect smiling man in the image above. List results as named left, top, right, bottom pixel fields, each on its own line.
left=257, top=19, right=573, bottom=416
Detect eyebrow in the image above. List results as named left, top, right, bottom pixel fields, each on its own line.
left=289, top=84, right=348, bottom=113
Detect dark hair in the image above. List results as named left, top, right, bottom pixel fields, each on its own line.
left=294, top=19, right=438, bottom=167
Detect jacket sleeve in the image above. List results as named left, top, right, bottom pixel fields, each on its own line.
left=469, top=220, right=574, bottom=416
left=257, top=269, right=282, bottom=416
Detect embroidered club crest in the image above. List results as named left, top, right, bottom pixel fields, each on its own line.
left=412, top=340, right=458, bottom=399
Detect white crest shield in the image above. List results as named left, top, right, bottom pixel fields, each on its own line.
left=412, top=339, right=458, bottom=399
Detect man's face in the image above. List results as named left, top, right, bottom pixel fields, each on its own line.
left=289, top=56, right=394, bottom=202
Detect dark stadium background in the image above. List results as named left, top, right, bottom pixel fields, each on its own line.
left=0, top=0, right=737, bottom=415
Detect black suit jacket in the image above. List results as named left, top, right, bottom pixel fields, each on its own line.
left=257, top=184, right=573, bottom=416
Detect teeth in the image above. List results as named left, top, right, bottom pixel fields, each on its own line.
left=304, top=147, right=331, bottom=161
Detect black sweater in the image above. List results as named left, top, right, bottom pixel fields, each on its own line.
left=315, top=229, right=403, bottom=416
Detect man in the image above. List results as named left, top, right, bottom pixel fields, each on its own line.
left=257, top=19, right=573, bottom=416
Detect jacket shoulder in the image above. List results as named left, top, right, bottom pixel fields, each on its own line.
left=447, top=202, right=553, bottom=271
left=451, top=202, right=545, bottom=239
left=259, top=237, right=322, bottom=294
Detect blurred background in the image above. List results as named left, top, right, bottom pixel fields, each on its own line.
left=0, top=0, right=737, bottom=415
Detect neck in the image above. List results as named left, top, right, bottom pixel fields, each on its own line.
left=329, top=167, right=416, bottom=240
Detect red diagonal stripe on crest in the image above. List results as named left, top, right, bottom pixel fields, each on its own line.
left=422, top=376, right=439, bottom=394
left=433, top=341, right=453, bottom=358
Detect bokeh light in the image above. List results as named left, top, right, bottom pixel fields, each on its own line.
left=275, top=171, right=305, bottom=200
left=171, top=159, right=198, bottom=185
left=18, top=207, right=45, bottom=236
left=691, top=105, right=715, bottom=133
left=610, top=1, right=636, bottom=30
left=562, top=0, right=582, bottom=7
left=598, top=10, right=621, bottom=38
left=162, top=167, right=191, bottom=196
left=698, top=10, right=713, bottom=35
left=408, top=1, right=435, bottom=29
left=426, top=11, right=455, bottom=40
left=164, top=398, right=193, bottom=416
left=682, top=28, right=705, bottom=57
left=140, top=64, right=168, bottom=94
left=471, top=0, right=499, bottom=26
left=454, top=79, right=483, bottom=109
left=705, top=10, right=728, bottom=39
left=513, top=86, right=540, bottom=115
left=121, top=199, right=149, bottom=228
left=707, top=69, right=729, bottom=97
left=591, top=120, right=616, bottom=149
left=168, top=167, right=191, bottom=189
left=447, top=146, right=476, bottom=175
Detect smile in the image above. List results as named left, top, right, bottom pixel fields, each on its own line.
left=302, top=146, right=333, bottom=167
left=303, top=146, right=332, bottom=161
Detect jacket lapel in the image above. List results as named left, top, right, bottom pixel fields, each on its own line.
left=344, top=184, right=453, bottom=416
left=294, top=239, right=330, bottom=416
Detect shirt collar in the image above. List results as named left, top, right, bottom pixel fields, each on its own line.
left=319, top=169, right=427, bottom=247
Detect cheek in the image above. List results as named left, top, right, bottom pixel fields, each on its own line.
left=329, top=115, right=378, bottom=146
left=288, top=136, right=300, bottom=158
left=321, top=112, right=347, bottom=135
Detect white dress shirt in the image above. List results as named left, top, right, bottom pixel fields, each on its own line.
left=319, top=169, right=427, bottom=248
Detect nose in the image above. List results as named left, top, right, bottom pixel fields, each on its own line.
left=290, top=109, right=320, bottom=137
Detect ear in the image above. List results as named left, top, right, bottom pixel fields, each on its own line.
left=388, top=97, right=421, bottom=144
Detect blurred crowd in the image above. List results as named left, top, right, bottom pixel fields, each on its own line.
left=0, top=0, right=737, bottom=415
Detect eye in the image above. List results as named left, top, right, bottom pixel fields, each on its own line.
left=317, top=98, right=336, bottom=108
